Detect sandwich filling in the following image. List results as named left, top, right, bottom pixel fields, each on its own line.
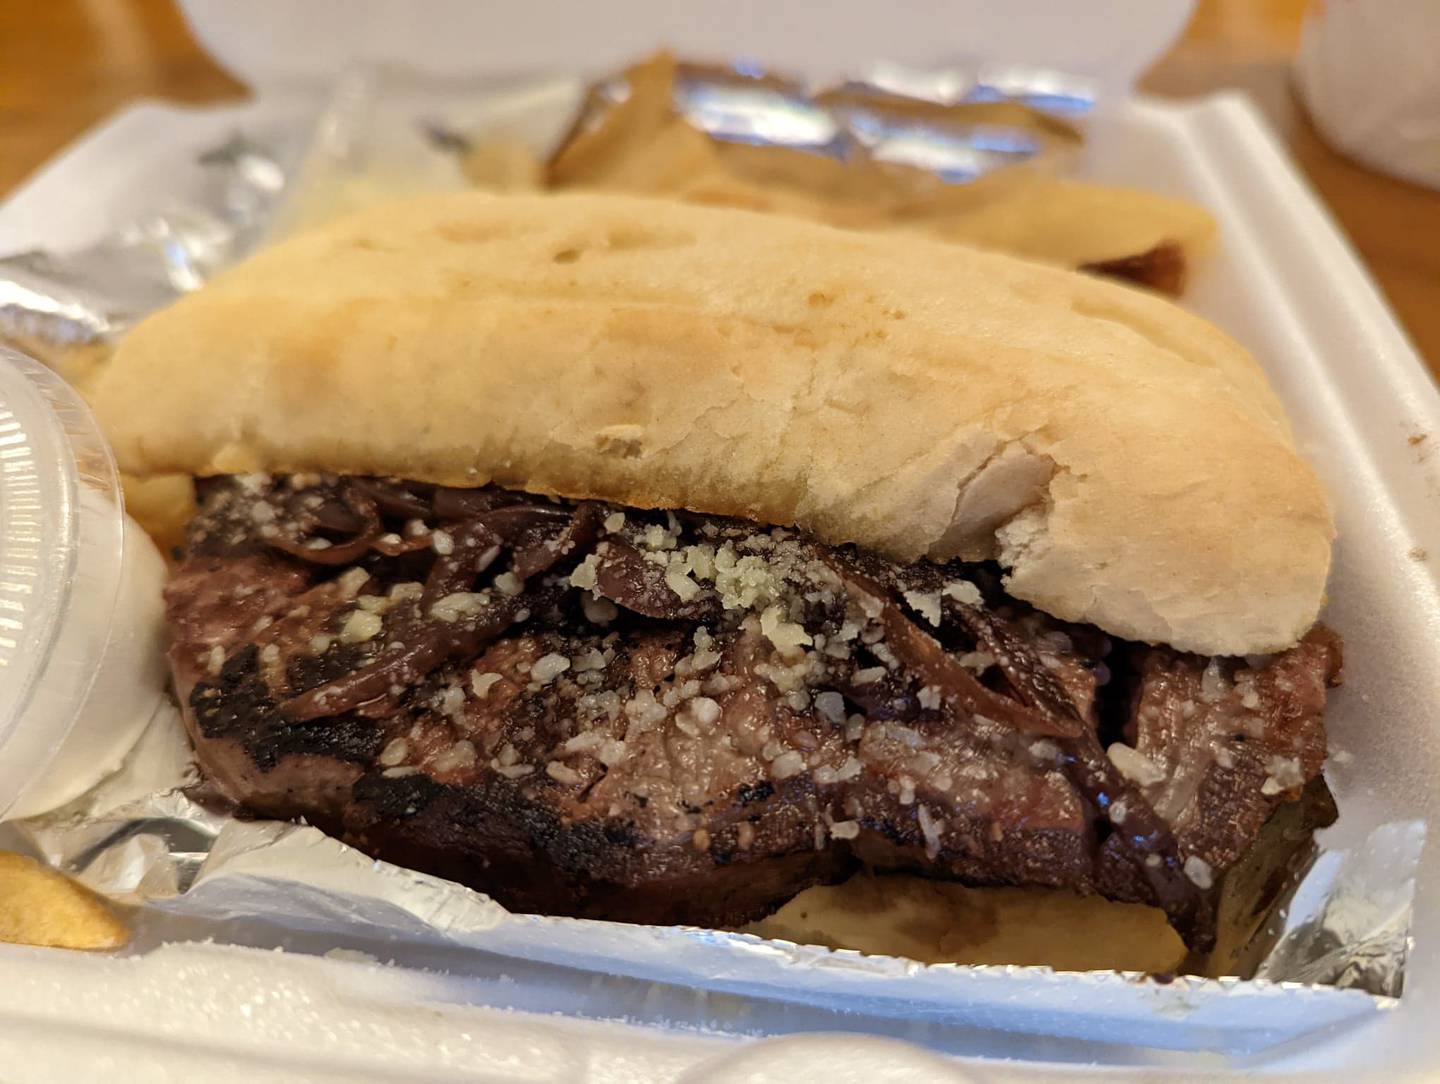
left=167, top=474, right=1340, bottom=950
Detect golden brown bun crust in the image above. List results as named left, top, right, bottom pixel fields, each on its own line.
left=90, top=192, right=1332, bottom=655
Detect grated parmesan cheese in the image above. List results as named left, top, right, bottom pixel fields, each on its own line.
left=336, top=567, right=370, bottom=599
left=1183, top=854, right=1214, bottom=889
left=340, top=610, right=383, bottom=644
left=546, top=761, right=582, bottom=784
left=942, top=580, right=982, bottom=606
left=759, top=605, right=812, bottom=653
left=903, top=589, right=942, bottom=627
left=378, top=739, right=409, bottom=767
left=470, top=671, right=502, bottom=698
left=430, top=592, right=487, bottom=623
left=531, top=653, right=571, bottom=684
left=770, top=751, right=806, bottom=779
left=430, top=740, right=476, bottom=773
left=1107, top=742, right=1166, bottom=787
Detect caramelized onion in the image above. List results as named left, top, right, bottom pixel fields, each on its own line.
left=594, top=538, right=719, bottom=621
left=422, top=518, right=503, bottom=605
left=281, top=591, right=553, bottom=721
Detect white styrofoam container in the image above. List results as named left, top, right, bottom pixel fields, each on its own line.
left=177, top=0, right=1194, bottom=101
left=3, top=1, right=1439, bottom=1077
left=0, top=350, right=171, bottom=821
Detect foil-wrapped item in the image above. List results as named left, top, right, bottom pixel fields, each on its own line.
left=686, top=68, right=1072, bottom=182
left=0, top=132, right=285, bottom=350
left=556, top=55, right=1084, bottom=185
left=861, top=59, right=1097, bottom=116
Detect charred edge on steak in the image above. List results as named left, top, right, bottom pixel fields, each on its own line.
left=190, top=643, right=384, bottom=771
left=165, top=474, right=1342, bottom=949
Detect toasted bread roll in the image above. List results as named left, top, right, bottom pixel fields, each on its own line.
left=91, top=192, right=1331, bottom=654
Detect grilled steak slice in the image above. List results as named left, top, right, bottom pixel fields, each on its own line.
left=1096, top=628, right=1339, bottom=901
left=166, top=475, right=1341, bottom=948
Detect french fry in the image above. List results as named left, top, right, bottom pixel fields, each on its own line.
left=539, top=51, right=1216, bottom=294
left=0, top=852, right=130, bottom=952
left=747, top=873, right=1187, bottom=974
left=459, top=135, right=544, bottom=192
left=120, top=473, right=197, bottom=557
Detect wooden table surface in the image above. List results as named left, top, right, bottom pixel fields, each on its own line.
left=2, top=0, right=1437, bottom=371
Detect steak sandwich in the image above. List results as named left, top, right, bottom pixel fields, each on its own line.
left=89, top=192, right=1339, bottom=954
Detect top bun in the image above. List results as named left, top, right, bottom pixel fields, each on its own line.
left=90, top=191, right=1332, bottom=655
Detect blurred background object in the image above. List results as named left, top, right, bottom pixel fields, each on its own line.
left=1141, top=0, right=1439, bottom=374
left=0, top=0, right=1436, bottom=372
left=1295, top=0, right=1440, bottom=192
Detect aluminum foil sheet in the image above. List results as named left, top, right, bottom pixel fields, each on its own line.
left=0, top=133, right=285, bottom=348
left=0, top=703, right=1413, bottom=1054
left=560, top=57, right=1086, bottom=185
left=0, top=60, right=1425, bottom=1054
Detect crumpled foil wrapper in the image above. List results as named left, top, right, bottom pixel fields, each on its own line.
left=1254, top=820, right=1424, bottom=991
left=556, top=56, right=1086, bottom=185
left=0, top=133, right=286, bottom=349
left=0, top=60, right=1423, bottom=1049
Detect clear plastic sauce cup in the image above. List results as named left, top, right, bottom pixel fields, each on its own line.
left=0, top=347, right=168, bottom=820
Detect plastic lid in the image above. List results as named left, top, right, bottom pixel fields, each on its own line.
left=0, top=348, right=127, bottom=819
left=178, top=0, right=1195, bottom=101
